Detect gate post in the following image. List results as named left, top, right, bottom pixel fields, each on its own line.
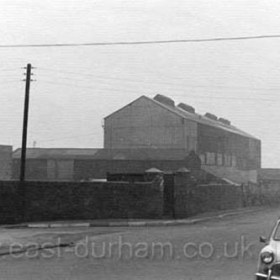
left=174, top=167, right=191, bottom=219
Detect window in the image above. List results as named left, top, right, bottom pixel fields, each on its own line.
left=200, top=154, right=206, bottom=165
left=206, top=152, right=215, bottom=165
left=217, top=153, right=223, bottom=166
left=224, top=154, right=231, bottom=167
left=232, top=156, right=237, bottom=167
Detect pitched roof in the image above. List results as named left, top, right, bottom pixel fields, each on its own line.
left=105, top=95, right=258, bottom=140
left=149, top=96, right=258, bottom=139
left=13, top=148, right=100, bottom=160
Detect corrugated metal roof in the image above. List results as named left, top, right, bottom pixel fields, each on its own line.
left=104, top=95, right=258, bottom=140
left=13, top=148, right=101, bottom=159
left=148, top=96, right=258, bottom=139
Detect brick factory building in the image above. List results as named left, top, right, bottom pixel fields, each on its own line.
left=104, top=94, right=261, bottom=183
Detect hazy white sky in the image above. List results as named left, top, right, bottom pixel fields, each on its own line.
left=1, top=0, right=280, bottom=167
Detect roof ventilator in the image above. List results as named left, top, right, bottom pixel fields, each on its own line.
left=153, top=94, right=175, bottom=107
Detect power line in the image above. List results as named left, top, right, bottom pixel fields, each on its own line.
left=39, top=79, right=149, bottom=95
left=38, top=79, right=274, bottom=101
left=38, top=71, right=278, bottom=98
left=2, top=34, right=280, bottom=48
left=0, top=67, right=21, bottom=72
left=38, top=67, right=280, bottom=95
left=0, top=80, right=22, bottom=85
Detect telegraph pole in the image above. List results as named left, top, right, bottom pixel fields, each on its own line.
left=20, top=63, right=33, bottom=182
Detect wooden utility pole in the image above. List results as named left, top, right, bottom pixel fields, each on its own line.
left=20, top=63, right=32, bottom=182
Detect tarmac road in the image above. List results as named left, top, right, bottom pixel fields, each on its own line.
left=0, top=207, right=278, bottom=280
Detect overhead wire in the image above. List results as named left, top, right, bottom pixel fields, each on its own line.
left=38, top=67, right=280, bottom=95
left=0, top=80, right=24, bottom=85
left=1, top=34, right=280, bottom=48
left=38, top=79, right=148, bottom=95
left=36, top=67, right=276, bottom=100
left=38, top=79, right=274, bottom=101
left=0, top=67, right=21, bottom=71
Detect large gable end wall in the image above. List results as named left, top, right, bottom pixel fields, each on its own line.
left=104, top=96, right=187, bottom=149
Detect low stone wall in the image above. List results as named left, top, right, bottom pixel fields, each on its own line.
left=242, top=181, right=280, bottom=206
left=0, top=180, right=164, bottom=223
left=173, top=174, right=280, bottom=219
left=174, top=173, right=243, bottom=218
left=260, top=181, right=280, bottom=205
left=0, top=176, right=274, bottom=224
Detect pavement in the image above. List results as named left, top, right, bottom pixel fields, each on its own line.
left=0, top=206, right=263, bottom=258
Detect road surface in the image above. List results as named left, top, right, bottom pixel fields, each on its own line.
left=0, top=207, right=278, bottom=280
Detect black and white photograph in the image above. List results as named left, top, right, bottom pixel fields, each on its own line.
left=0, top=0, right=279, bottom=279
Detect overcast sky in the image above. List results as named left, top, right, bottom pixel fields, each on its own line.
left=1, top=0, right=280, bottom=167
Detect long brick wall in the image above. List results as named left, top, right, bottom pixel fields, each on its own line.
left=0, top=180, right=164, bottom=223
left=0, top=177, right=270, bottom=224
